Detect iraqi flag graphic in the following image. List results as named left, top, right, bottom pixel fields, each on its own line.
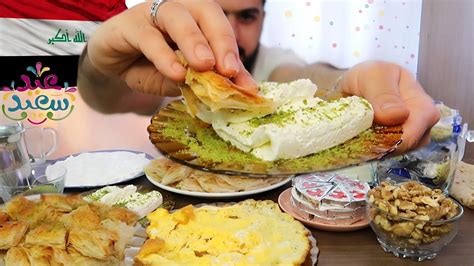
left=0, top=0, right=128, bottom=87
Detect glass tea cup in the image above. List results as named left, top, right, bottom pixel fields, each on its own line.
left=24, top=126, right=58, bottom=165
left=0, top=163, right=66, bottom=203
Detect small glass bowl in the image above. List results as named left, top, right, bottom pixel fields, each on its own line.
left=366, top=197, right=463, bottom=261
left=0, top=164, right=66, bottom=203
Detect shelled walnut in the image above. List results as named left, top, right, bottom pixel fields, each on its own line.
left=368, top=181, right=459, bottom=246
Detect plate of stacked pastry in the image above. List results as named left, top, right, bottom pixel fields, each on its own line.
left=0, top=185, right=166, bottom=266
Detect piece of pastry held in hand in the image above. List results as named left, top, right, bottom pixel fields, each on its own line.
left=177, top=51, right=276, bottom=121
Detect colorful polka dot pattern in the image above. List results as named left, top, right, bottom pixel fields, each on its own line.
left=260, top=0, right=422, bottom=75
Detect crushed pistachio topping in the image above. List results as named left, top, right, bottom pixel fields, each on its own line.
left=155, top=102, right=398, bottom=173
left=85, top=187, right=112, bottom=201
left=160, top=110, right=267, bottom=165
left=248, top=109, right=297, bottom=128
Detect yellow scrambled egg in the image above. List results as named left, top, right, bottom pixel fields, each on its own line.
left=136, top=200, right=309, bottom=265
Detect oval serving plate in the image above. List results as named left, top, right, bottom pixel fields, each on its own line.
left=49, top=149, right=154, bottom=188
left=148, top=101, right=403, bottom=178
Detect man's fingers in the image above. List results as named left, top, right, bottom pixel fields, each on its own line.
left=397, top=97, right=439, bottom=152
left=366, top=91, right=410, bottom=125
left=344, top=62, right=410, bottom=125
left=394, top=130, right=431, bottom=155
left=187, top=1, right=241, bottom=77
left=232, top=62, right=258, bottom=95
left=156, top=1, right=242, bottom=77
left=138, top=25, right=186, bottom=81
left=120, top=57, right=180, bottom=97
left=156, top=2, right=216, bottom=71
left=396, top=68, right=440, bottom=152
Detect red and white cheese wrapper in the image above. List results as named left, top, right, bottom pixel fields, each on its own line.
left=291, top=188, right=366, bottom=225
left=290, top=173, right=370, bottom=224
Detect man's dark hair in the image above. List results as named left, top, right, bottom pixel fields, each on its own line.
left=262, top=0, right=266, bottom=6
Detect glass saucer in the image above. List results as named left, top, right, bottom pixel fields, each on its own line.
left=148, top=101, right=402, bottom=178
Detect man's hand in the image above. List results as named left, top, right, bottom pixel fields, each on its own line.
left=89, top=1, right=257, bottom=94
left=80, top=0, right=257, bottom=113
left=339, top=61, right=440, bottom=153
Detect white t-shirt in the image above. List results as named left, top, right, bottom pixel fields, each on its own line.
left=251, top=45, right=306, bottom=82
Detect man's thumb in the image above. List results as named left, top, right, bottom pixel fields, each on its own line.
left=371, top=94, right=409, bottom=126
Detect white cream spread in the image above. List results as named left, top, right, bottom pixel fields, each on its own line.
left=194, top=79, right=374, bottom=161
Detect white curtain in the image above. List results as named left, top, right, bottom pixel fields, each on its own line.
left=261, top=0, right=422, bottom=75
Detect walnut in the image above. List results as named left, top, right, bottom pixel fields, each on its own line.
left=422, top=235, right=441, bottom=244
left=421, top=196, right=440, bottom=208
left=374, top=215, right=392, bottom=231
left=368, top=181, right=460, bottom=247
left=398, top=200, right=417, bottom=211
left=391, top=222, right=415, bottom=237
left=410, top=228, right=424, bottom=240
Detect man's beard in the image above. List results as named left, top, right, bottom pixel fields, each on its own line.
left=239, top=45, right=259, bottom=74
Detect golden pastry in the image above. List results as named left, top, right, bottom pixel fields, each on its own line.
left=4, top=246, right=30, bottom=266
left=5, top=196, right=36, bottom=221
left=68, top=246, right=119, bottom=266
left=25, top=245, right=54, bottom=266
left=0, top=221, right=28, bottom=249
left=24, top=222, right=67, bottom=249
left=40, top=194, right=87, bottom=212
left=60, top=205, right=101, bottom=230
left=68, top=227, right=116, bottom=260
left=0, top=211, right=9, bottom=224
left=0, top=195, right=138, bottom=266
left=176, top=51, right=275, bottom=118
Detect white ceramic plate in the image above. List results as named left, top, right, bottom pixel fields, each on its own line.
left=49, top=150, right=153, bottom=188
left=146, top=174, right=292, bottom=198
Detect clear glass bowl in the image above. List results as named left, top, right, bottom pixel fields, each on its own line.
left=0, top=163, right=66, bottom=203
left=366, top=197, right=463, bottom=261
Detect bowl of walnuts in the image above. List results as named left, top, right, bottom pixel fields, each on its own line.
left=367, top=181, right=463, bottom=261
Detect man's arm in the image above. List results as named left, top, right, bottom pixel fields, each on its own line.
left=77, top=46, right=164, bottom=115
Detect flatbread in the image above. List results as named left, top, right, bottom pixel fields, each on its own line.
left=144, top=157, right=287, bottom=193
left=450, top=161, right=474, bottom=209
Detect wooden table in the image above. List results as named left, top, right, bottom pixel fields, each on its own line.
left=109, top=142, right=474, bottom=265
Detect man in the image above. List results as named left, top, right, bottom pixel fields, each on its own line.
left=78, top=0, right=439, bottom=153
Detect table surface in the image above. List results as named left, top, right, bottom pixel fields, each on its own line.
left=78, top=142, right=474, bottom=265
